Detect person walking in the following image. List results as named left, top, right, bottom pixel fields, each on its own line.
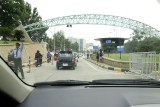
left=87, top=50, right=90, bottom=59
left=96, top=50, right=99, bottom=63
left=99, top=49, right=103, bottom=63
left=10, top=38, right=25, bottom=79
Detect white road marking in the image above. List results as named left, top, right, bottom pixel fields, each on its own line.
left=83, top=59, right=101, bottom=71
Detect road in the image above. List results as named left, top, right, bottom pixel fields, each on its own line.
left=22, top=57, right=142, bottom=85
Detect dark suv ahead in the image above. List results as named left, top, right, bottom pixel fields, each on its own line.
left=56, top=51, right=77, bottom=70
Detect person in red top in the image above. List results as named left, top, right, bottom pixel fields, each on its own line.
left=54, top=53, right=58, bottom=60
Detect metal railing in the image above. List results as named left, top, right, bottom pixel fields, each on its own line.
left=129, top=52, right=156, bottom=79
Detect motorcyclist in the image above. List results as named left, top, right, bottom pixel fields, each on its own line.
left=35, top=50, right=42, bottom=64
left=47, top=51, right=52, bottom=62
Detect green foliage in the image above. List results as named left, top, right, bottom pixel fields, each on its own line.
left=65, top=39, right=72, bottom=51
left=0, top=0, right=48, bottom=41
left=22, top=3, right=48, bottom=42
left=104, top=53, right=129, bottom=61
left=72, top=42, right=79, bottom=52
left=0, top=40, right=31, bottom=44
left=0, top=0, right=25, bottom=29
left=0, top=27, right=13, bottom=40
left=3, top=41, right=9, bottom=44
left=21, top=2, right=32, bottom=26
left=124, top=30, right=160, bottom=53
left=103, top=53, right=159, bottom=62
left=45, top=30, right=79, bottom=52
left=124, top=40, right=138, bottom=53
left=14, top=30, right=24, bottom=41
left=136, top=37, right=160, bottom=53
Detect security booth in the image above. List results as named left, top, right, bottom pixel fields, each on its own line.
left=94, top=37, right=128, bottom=53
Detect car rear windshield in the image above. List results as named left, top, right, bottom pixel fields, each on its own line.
left=59, top=52, right=73, bottom=57
left=59, top=54, right=73, bottom=57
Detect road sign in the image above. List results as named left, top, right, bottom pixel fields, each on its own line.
left=106, top=40, right=111, bottom=43
left=117, top=46, right=124, bottom=51
left=93, top=46, right=98, bottom=49
left=112, top=41, right=115, bottom=43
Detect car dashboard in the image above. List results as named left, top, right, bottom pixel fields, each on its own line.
left=16, top=85, right=160, bottom=107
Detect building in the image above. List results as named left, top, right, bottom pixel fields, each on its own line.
left=67, top=37, right=80, bottom=44
left=79, top=39, right=86, bottom=51
left=86, top=43, right=94, bottom=49
left=86, top=43, right=94, bottom=52
left=67, top=37, right=86, bottom=51
left=95, top=37, right=128, bottom=53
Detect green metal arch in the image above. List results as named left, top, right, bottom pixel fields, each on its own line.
left=24, top=14, right=160, bottom=38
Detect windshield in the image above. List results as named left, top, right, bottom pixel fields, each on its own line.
left=1, top=0, right=160, bottom=86
left=59, top=53, right=73, bottom=57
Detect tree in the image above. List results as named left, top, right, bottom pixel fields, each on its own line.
left=124, top=29, right=160, bottom=53
left=124, top=40, right=138, bottom=52
left=53, top=31, right=65, bottom=51
left=26, top=7, right=48, bottom=42
left=0, top=0, right=25, bottom=40
left=65, top=39, right=72, bottom=51
left=0, top=27, right=13, bottom=40
left=14, top=30, right=24, bottom=41
left=124, top=30, right=145, bottom=53
left=21, top=2, right=32, bottom=26
left=136, top=37, right=160, bottom=53
left=72, top=42, right=79, bottom=52
left=20, top=2, right=48, bottom=42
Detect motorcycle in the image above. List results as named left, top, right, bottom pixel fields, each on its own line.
left=34, top=58, right=42, bottom=67
left=47, top=56, right=51, bottom=63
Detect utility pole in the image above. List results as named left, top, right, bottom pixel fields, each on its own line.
left=54, top=27, right=55, bottom=53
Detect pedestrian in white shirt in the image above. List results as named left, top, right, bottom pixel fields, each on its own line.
left=10, top=38, right=24, bottom=79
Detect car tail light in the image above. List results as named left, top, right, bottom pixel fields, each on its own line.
left=57, top=57, right=59, bottom=61
left=72, top=57, right=75, bottom=62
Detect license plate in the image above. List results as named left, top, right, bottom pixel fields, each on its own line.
left=63, top=63, right=68, bottom=66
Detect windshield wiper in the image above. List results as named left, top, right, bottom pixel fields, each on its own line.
left=34, top=80, right=90, bottom=87
left=34, top=79, right=160, bottom=87
left=91, top=79, right=160, bottom=85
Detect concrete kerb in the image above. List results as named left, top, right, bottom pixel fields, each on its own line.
left=84, top=58, right=130, bottom=72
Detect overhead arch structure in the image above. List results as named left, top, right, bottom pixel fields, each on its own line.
left=24, top=14, right=160, bottom=38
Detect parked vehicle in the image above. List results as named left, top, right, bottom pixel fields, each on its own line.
left=56, top=51, right=77, bottom=70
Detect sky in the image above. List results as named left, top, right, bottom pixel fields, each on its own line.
left=24, top=0, right=160, bottom=45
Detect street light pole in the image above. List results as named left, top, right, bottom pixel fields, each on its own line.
left=51, top=27, right=56, bottom=53
left=64, top=37, right=65, bottom=51
left=66, top=24, right=72, bottom=51
left=54, top=27, right=55, bottom=53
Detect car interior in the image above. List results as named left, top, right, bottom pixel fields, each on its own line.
left=1, top=55, right=160, bottom=107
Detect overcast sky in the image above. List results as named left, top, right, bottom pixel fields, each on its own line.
left=24, top=0, right=160, bottom=45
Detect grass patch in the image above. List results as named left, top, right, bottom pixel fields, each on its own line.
left=0, top=40, right=31, bottom=44
left=103, top=53, right=129, bottom=61
left=103, top=53, right=159, bottom=62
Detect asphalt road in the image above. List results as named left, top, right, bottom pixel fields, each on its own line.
left=22, top=57, right=142, bottom=85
